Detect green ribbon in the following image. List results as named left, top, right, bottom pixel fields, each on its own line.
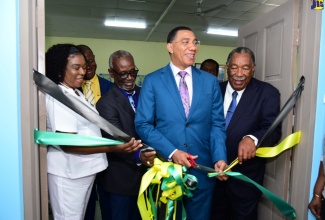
left=34, top=128, right=296, bottom=219
left=34, top=129, right=123, bottom=146
left=208, top=172, right=296, bottom=219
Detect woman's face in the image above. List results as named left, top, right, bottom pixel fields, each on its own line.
left=62, top=54, right=86, bottom=89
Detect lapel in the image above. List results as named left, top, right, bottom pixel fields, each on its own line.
left=227, top=78, right=259, bottom=131
left=111, top=84, right=135, bottom=116
left=160, top=65, right=203, bottom=120
left=160, top=65, right=187, bottom=119
left=190, top=67, right=203, bottom=119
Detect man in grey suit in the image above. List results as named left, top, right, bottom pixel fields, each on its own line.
left=135, top=26, right=228, bottom=219
left=96, top=50, right=156, bottom=220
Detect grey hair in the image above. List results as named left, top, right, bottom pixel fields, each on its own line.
left=109, top=50, right=133, bottom=68
left=226, top=47, right=255, bottom=65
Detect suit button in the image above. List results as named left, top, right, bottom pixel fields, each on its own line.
left=184, top=144, right=188, bottom=147
left=186, top=123, right=189, bottom=127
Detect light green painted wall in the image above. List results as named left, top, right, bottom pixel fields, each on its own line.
left=46, top=36, right=235, bottom=75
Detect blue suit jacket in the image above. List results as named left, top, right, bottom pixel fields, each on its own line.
left=98, top=75, right=113, bottom=96
left=135, top=64, right=227, bottom=189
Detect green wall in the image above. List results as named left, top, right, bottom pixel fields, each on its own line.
left=46, top=36, right=235, bottom=75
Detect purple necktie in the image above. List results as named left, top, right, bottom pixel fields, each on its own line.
left=178, top=71, right=190, bottom=118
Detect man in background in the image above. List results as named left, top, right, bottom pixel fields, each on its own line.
left=200, top=58, right=219, bottom=77
left=78, top=44, right=113, bottom=106
left=77, top=44, right=113, bottom=220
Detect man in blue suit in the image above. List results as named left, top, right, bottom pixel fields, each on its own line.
left=210, top=47, right=282, bottom=220
left=135, top=26, right=228, bottom=220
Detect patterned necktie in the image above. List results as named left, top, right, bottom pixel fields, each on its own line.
left=127, top=93, right=136, bottom=112
left=84, top=81, right=95, bottom=106
left=225, top=91, right=238, bottom=129
left=178, top=71, right=190, bottom=118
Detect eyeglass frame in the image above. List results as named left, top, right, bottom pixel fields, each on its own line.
left=170, top=39, right=201, bottom=47
left=110, top=66, right=139, bottom=79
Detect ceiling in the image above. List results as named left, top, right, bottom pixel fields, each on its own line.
left=45, top=0, right=289, bottom=47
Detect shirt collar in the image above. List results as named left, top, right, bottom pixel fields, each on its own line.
left=226, top=82, right=246, bottom=97
left=88, top=73, right=98, bottom=83
left=118, top=86, right=136, bottom=96
left=169, top=62, right=192, bottom=77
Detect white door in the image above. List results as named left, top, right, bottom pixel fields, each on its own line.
left=238, top=0, right=299, bottom=219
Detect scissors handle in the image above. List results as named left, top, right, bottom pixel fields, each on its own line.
left=187, top=153, right=197, bottom=168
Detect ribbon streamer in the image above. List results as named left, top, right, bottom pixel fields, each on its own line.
left=225, top=131, right=301, bottom=171
left=257, top=76, right=304, bottom=147
left=256, top=131, right=301, bottom=157
left=208, top=172, right=296, bottom=219
left=33, top=69, right=152, bottom=150
left=34, top=129, right=123, bottom=146
left=137, top=158, right=197, bottom=220
left=34, top=128, right=299, bottom=219
left=215, top=131, right=301, bottom=219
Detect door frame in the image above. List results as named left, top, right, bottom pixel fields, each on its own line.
left=20, top=0, right=47, bottom=219
left=290, top=0, right=322, bottom=219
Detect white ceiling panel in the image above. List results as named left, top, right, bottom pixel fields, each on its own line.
left=45, top=0, right=289, bottom=46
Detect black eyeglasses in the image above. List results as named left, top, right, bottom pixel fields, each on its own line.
left=110, top=66, right=139, bottom=79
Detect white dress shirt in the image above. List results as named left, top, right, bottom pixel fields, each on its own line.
left=224, top=82, right=258, bottom=146
left=168, top=62, right=193, bottom=159
left=170, top=62, right=193, bottom=105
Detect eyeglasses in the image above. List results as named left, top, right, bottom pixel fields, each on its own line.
left=110, top=66, right=139, bottom=79
left=171, top=39, right=201, bottom=47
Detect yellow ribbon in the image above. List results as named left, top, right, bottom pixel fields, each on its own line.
left=224, top=131, right=301, bottom=172
left=137, top=132, right=301, bottom=219
left=137, top=158, right=197, bottom=220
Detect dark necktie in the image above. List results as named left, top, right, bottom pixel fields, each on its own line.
left=225, top=91, right=238, bottom=129
left=178, top=71, right=190, bottom=118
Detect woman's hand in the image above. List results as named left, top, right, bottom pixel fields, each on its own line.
left=109, top=138, right=142, bottom=153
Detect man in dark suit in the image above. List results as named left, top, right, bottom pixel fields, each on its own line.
left=96, top=50, right=156, bottom=220
left=77, top=44, right=113, bottom=220
left=210, top=47, right=282, bottom=220
left=134, top=26, right=228, bottom=220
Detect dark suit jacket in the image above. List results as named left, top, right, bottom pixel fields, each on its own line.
left=96, top=84, right=147, bottom=195
left=135, top=64, right=227, bottom=189
left=219, top=78, right=282, bottom=186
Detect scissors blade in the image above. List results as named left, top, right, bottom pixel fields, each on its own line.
left=193, top=164, right=216, bottom=173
